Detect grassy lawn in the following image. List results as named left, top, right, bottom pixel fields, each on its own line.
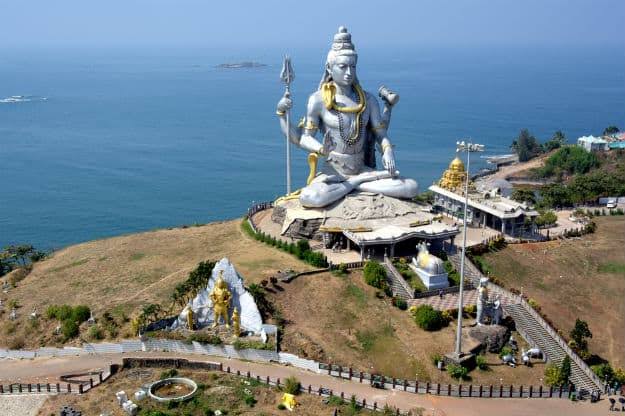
left=481, top=216, right=625, bottom=367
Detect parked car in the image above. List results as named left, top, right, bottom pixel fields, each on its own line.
left=606, top=199, right=617, bottom=209
left=371, top=375, right=385, bottom=389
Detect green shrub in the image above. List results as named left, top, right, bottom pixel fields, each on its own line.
left=464, top=304, right=477, bottom=315
left=233, top=339, right=273, bottom=350
left=283, top=376, right=301, bottom=395
left=447, top=364, right=468, bottom=380
left=61, top=320, right=79, bottom=340
left=160, top=368, right=178, bottom=379
left=392, top=297, right=408, bottom=310
left=499, top=346, right=513, bottom=358
left=476, top=355, right=488, bottom=370
left=56, top=305, right=73, bottom=321
left=71, top=305, right=91, bottom=323
left=363, top=261, right=387, bottom=289
left=88, top=325, right=104, bottom=340
left=412, top=305, right=444, bottom=331
left=277, top=403, right=287, bottom=410
left=528, top=298, right=540, bottom=310
left=45, top=305, right=59, bottom=320
left=188, top=333, right=222, bottom=345
left=545, top=364, right=565, bottom=387
left=592, top=363, right=614, bottom=383
left=305, top=251, right=327, bottom=267
left=430, top=353, right=443, bottom=366
left=244, top=394, right=257, bottom=407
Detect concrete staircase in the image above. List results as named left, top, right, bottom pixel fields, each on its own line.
left=382, top=259, right=413, bottom=300
left=448, top=249, right=602, bottom=393
left=504, top=303, right=598, bottom=393
left=447, top=251, right=482, bottom=286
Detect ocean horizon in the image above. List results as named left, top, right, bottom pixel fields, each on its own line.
left=1, top=45, right=624, bottom=250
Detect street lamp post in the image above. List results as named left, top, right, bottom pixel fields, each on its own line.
left=453, top=140, right=484, bottom=360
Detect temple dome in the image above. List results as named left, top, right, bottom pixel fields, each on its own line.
left=449, top=156, right=465, bottom=172
left=438, top=154, right=468, bottom=191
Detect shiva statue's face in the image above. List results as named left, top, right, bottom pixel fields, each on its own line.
left=330, top=55, right=357, bottom=89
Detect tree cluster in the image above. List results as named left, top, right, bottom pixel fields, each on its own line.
left=511, top=125, right=619, bottom=163
left=569, top=318, right=592, bottom=358
left=511, top=129, right=544, bottom=162
left=535, top=146, right=600, bottom=179
left=544, top=356, right=571, bottom=387
left=510, top=188, right=536, bottom=205
left=0, top=244, right=47, bottom=276
left=534, top=210, right=558, bottom=228
left=171, top=260, right=216, bottom=309
left=537, top=165, right=625, bottom=208
left=45, top=304, right=91, bottom=341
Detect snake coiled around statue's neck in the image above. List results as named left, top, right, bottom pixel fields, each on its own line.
left=322, top=82, right=367, bottom=146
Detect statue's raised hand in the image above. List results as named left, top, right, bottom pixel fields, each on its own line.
left=321, top=131, right=336, bottom=156
left=382, top=145, right=397, bottom=176
left=276, top=91, right=292, bottom=114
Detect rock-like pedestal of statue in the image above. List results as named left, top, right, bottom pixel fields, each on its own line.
left=273, top=192, right=442, bottom=238
left=171, top=258, right=263, bottom=334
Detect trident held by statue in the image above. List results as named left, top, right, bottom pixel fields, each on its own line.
left=280, top=56, right=294, bottom=194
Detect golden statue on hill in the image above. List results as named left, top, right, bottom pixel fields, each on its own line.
left=210, top=271, right=232, bottom=328
left=232, top=307, right=241, bottom=337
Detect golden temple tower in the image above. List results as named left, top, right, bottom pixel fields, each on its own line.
left=438, top=154, right=468, bottom=191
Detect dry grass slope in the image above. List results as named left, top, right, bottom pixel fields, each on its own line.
left=2, top=219, right=546, bottom=386
left=1, top=220, right=312, bottom=348
left=482, top=216, right=625, bottom=367
left=271, top=271, right=545, bottom=385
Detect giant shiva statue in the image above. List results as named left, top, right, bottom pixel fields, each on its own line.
left=276, top=27, right=418, bottom=208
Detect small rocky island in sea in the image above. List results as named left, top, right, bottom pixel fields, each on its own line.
left=215, top=61, right=266, bottom=69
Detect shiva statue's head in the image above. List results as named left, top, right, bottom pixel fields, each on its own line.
left=320, top=26, right=359, bottom=89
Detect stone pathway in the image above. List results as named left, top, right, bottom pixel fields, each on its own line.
left=408, top=289, right=478, bottom=310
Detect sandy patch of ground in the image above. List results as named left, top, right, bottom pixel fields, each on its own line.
left=0, top=394, right=48, bottom=416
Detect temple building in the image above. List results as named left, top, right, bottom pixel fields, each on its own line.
left=429, top=155, right=538, bottom=237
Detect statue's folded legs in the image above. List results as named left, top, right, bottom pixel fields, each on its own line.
left=357, top=177, right=418, bottom=199
left=300, top=172, right=418, bottom=208
left=300, top=181, right=354, bottom=208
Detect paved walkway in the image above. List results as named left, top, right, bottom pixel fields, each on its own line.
left=0, top=352, right=611, bottom=415
left=408, top=289, right=478, bottom=310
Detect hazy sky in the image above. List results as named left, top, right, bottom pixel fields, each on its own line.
left=2, top=0, right=624, bottom=48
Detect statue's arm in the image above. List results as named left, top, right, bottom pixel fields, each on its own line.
left=368, top=93, right=396, bottom=174
left=298, top=93, right=326, bottom=154
left=367, top=93, right=391, bottom=149
left=277, top=94, right=303, bottom=146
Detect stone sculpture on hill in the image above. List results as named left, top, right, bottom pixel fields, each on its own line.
left=171, top=258, right=263, bottom=334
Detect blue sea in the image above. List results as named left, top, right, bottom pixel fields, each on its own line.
left=1, top=45, right=624, bottom=250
